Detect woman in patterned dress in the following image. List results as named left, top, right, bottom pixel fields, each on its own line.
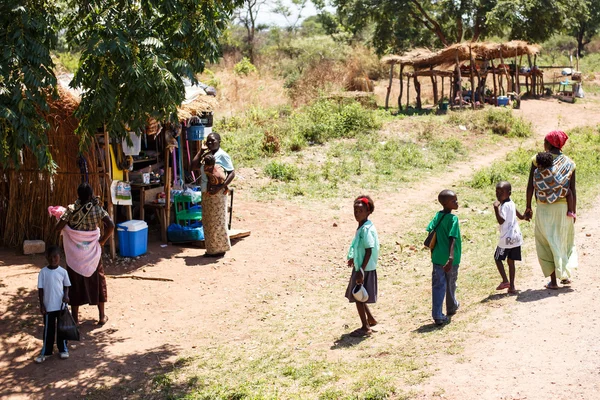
left=191, top=132, right=235, bottom=257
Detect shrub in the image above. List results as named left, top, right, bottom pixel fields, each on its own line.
left=233, top=57, right=257, bottom=76
left=264, top=161, right=299, bottom=181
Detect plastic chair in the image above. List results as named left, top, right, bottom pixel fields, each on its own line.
left=174, top=194, right=202, bottom=227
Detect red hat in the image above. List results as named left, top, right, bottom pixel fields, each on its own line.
left=545, top=130, right=568, bottom=150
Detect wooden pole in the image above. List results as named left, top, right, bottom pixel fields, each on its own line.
left=430, top=67, right=438, bottom=105
left=414, top=74, right=422, bottom=109
left=469, top=45, right=476, bottom=109
left=385, top=63, right=394, bottom=110
left=490, top=60, right=498, bottom=105
left=164, top=134, right=172, bottom=238
left=103, top=124, right=116, bottom=261
left=441, top=76, right=445, bottom=102
left=406, top=73, right=411, bottom=109
left=532, top=54, right=537, bottom=97
left=123, top=166, right=132, bottom=221
left=398, top=64, right=404, bottom=111
left=455, top=50, right=463, bottom=108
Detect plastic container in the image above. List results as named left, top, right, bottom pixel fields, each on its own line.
left=497, top=96, right=509, bottom=106
left=117, top=220, right=148, bottom=257
left=187, top=124, right=205, bottom=141
left=122, top=132, right=142, bottom=155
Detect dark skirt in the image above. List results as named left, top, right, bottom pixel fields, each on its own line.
left=67, top=260, right=107, bottom=306
left=345, top=269, right=378, bottom=304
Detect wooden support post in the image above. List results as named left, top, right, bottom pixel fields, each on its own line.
left=122, top=168, right=133, bottom=220
left=398, top=64, right=404, bottom=111
left=164, top=139, right=172, bottom=238
left=406, top=73, right=411, bottom=109
left=490, top=60, right=498, bottom=105
left=385, top=63, right=394, bottom=110
left=414, top=74, right=422, bottom=109
left=430, top=66, right=438, bottom=105
left=103, top=125, right=116, bottom=261
left=455, top=50, right=463, bottom=108
left=441, top=76, right=445, bottom=102
left=532, top=55, right=537, bottom=97
left=469, top=46, right=475, bottom=109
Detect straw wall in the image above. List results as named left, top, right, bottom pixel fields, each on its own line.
left=0, top=87, right=103, bottom=248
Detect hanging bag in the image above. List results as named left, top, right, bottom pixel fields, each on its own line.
left=58, top=303, right=80, bottom=341
left=351, top=268, right=369, bottom=303
left=424, top=212, right=449, bottom=250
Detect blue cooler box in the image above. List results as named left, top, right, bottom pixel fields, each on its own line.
left=117, top=220, right=148, bottom=257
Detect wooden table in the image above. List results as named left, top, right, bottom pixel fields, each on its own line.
left=130, top=182, right=163, bottom=221
left=144, top=203, right=168, bottom=242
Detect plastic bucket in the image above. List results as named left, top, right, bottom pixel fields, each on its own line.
left=497, top=96, right=509, bottom=106
left=187, top=124, right=205, bottom=141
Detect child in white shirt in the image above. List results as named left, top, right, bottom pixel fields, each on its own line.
left=493, top=181, right=525, bottom=294
left=36, top=246, right=71, bottom=363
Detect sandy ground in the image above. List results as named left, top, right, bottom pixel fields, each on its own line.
left=1, top=99, right=600, bottom=399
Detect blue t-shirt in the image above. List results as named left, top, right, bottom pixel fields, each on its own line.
left=347, top=220, right=379, bottom=272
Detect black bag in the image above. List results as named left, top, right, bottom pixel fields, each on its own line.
left=424, top=212, right=448, bottom=250
left=58, top=303, right=80, bottom=341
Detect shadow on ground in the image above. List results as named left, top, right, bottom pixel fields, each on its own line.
left=0, top=286, right=179, bottom=399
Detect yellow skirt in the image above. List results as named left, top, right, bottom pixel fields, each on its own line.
left=534, top=201, right=577, bottom=279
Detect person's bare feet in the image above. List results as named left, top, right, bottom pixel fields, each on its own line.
left=97, top=316, right=109, bottom=325
left=368, top=318, right=378, bottom=327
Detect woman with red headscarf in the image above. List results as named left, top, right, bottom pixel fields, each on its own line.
left=525, top=131, right=577, bottom=289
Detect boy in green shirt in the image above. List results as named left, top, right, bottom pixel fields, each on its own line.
left=426, top=190, right=462, bottom=325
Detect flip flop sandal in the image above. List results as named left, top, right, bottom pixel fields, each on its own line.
left=496, top=282, right=510, bottom=290
left=560, top=279, right=571, bottom=285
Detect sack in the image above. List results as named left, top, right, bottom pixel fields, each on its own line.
left=58, top=304, right=80, bottom=341
left=423, top=230, right=437, bottom=250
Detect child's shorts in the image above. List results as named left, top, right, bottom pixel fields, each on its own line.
left=494, top=246, right=521, bottom=261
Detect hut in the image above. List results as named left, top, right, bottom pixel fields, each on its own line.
left=382, top=41, right=542, bottom=110
left=0, top=81, right=218, bottom=252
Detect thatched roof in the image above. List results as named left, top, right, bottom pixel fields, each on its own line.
left=382, top=41, right=541, bottom=70
left=381, top=48, right=435, bottom=66
left=178, top=93, right=218, bottom=119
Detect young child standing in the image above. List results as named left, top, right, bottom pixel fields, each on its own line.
left=493, top=181, right=525, bottom=294
left=36, top=246, right=71, bottom=363
left=345, top=195, right=380, bottom=337
left=426, top=190, right=461, bottom=325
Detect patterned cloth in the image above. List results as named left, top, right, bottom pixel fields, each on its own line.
left=201, top=191, right=231, bottom=254
left=533, top=153, right=575, bottom=204
left=61, top=198, right=109, bottom=231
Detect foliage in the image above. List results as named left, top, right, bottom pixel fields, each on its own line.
left=328, top=0, right=580, bottom=54
left=0, top=1, right=59, bottom=170
left=264, top=160, right=298, bottom=181
left=234, top=57, right=258, bottom=76
left=0, top=0, right=241, bottom=170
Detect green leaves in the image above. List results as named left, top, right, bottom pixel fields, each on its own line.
left=0, top=1, right=59, bottom=170
left=1, top=0, right=243, bottom=170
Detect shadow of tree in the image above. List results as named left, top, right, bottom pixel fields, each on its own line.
left=0, top=286, right=179, bottom=399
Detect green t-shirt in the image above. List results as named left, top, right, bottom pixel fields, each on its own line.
left=426, top=211, right=462, bottom=266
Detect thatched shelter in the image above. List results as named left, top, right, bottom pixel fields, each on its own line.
left=0, top=79, right=219, bottom=249
left=382, top=41, right=543, bottom=110
left=0, top=86, right=103, bottom=247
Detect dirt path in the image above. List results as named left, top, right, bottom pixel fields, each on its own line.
left=1, top=99, right=600, bottom=399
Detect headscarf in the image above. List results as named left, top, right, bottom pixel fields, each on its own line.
left=545, top=130, right=569, bottom=150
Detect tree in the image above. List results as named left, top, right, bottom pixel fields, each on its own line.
left=0, top=0, right=241, bottom=170
left=0, top=1, right=60, bottom=170
left=329, top=0, right=578, bottom=55
left=272, top=0, right=309, bottom=33
left=570, top=0, right=600, bottom=57
left=235, top=0, right=270, bottom=63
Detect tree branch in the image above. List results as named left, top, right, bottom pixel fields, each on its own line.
left=409, top=0, right=449, bottom=46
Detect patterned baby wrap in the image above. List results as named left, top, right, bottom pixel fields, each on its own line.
left=533, top=154, right=575, bottom=204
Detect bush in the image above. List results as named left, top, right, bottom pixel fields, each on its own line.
left=483, top=108, right=533, bottom=138
left=264, top=161, right=299, bottom=181
left=233, top=57, right=257, bottom=76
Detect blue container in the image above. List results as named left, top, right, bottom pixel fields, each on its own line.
left=187, top=124, right=205, bottom=141
left=167, top=222, right=204, bottom=242
left=497, top=96, right=509, bottom=106
left=117, top=220, right=148, bottom=257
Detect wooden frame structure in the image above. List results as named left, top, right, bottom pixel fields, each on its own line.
left=382, top=41, right=543, bottom=111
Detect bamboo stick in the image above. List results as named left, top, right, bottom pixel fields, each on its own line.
left=103, top=125, right=116, bottom=261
